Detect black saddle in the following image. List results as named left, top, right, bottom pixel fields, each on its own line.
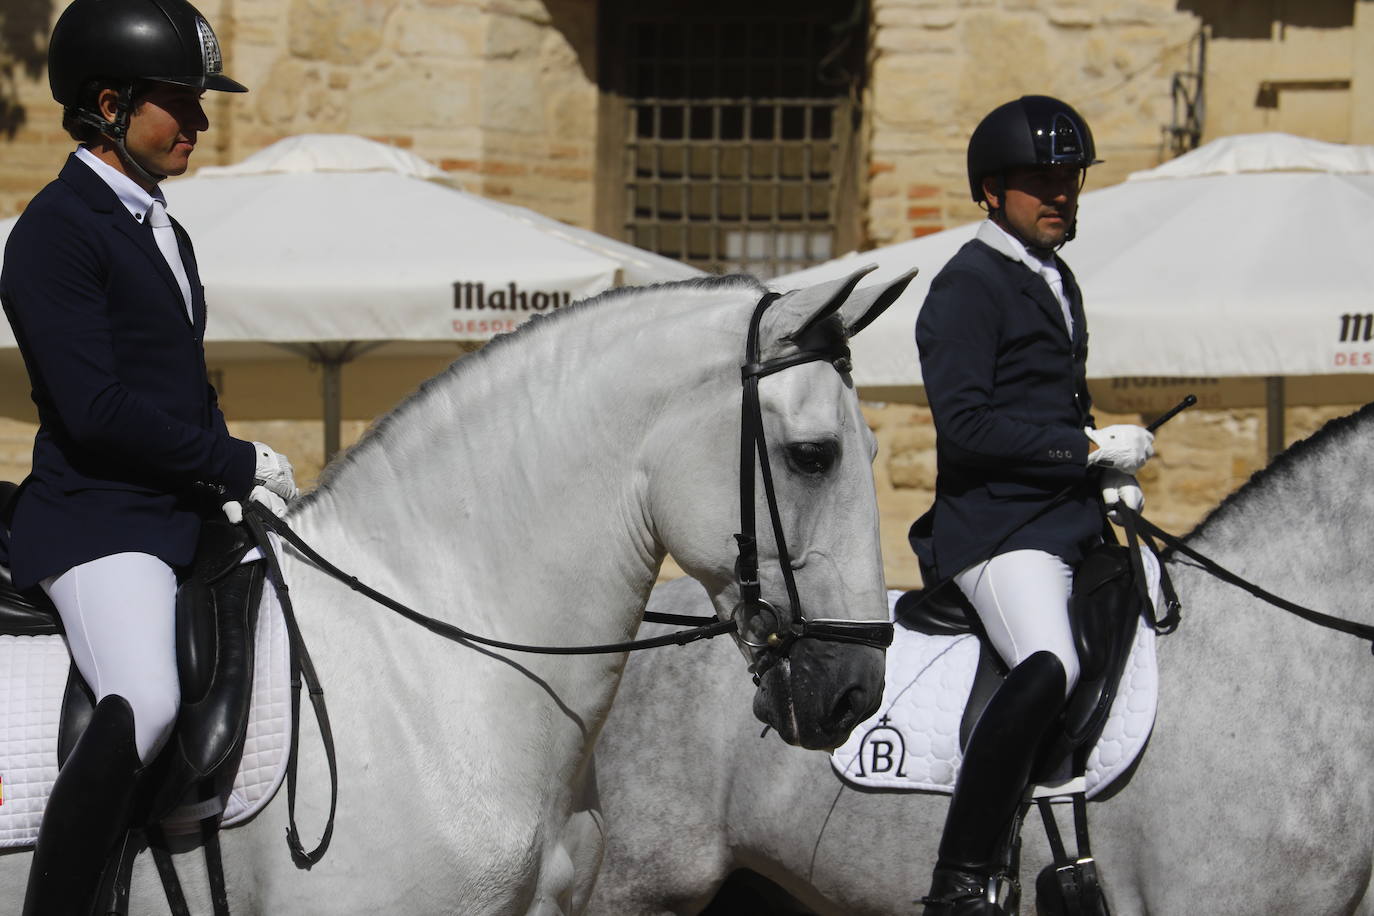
left=895, top=540, right=1146, bottom=777
left=0, top=478, right=265, bottom=826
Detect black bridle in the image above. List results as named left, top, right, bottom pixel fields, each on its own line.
left=732, top=291, right=894, bottom=679
left=247, top=290, right=895, bottom=664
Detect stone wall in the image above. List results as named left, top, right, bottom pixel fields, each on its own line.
left=0, top=0, right=601, bottom=224
left=863, top=0, right=1372, bottom=247
left=866, top=0, right=1199, bottom=244
left=218, top=0, right=601, bottom=225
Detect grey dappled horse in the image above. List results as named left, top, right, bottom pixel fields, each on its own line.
left=587, top=404, right=1374, bottom=915
left=0, top=270, right=909, bottom=914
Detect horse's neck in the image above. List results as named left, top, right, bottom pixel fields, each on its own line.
left=291, top=289, right=744, bottom=648
left=1180, top=439, right=1374, bottom=632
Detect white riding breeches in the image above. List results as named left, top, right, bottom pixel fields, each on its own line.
left=955, top=549, right=1080, bottom=699
left=42, top=552, right=181, bottom=764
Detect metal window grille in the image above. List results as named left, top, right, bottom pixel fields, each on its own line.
left=613, top=6, right=863, bottom=280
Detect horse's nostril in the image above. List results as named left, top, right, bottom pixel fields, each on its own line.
left=826, top=685, right=866, bottom=731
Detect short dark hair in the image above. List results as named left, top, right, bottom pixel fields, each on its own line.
left=61, top=79, right=151, bottom=143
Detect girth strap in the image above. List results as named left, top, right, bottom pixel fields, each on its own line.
left=145, top=819, right=232, bottom=916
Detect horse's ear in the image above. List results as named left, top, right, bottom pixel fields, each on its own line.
left=772, top=264, right=878, bottom=340
left=837, top=268, right=919, bottom=338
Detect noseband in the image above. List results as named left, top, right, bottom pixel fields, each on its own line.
left=734, top=292, right=894, bottom=679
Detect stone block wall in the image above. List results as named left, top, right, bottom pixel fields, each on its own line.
left=865, top=0, right=1201, bottom=247
left=0, top=0, right=601, bottom=226
left=863, top=0, right=1373, bottom=247
left=219, top=0, right=600, bottom=226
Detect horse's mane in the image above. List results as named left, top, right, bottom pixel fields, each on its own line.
left=1185, top=401, right=1374, bottom=540
left=303, top=273, right=764, bottom=499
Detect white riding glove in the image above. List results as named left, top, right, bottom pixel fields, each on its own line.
left=1100, top=470, right=1143, bottom=524
left=221, top=485, right=289, bottom=524
left=1084, top=425, right=1154, bottom=475
left=252, top=441, right=298, bottom=501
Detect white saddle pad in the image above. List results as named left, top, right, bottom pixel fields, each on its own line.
left=0, top=550, right=293, bottom=848
left=831, top=582, right=1160, bottom=799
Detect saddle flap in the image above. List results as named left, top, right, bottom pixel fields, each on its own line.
left=895, top=543, right=977, bottom=637
left=0, top=568, right=62, bottom=636
left=1069, top=543, right=1139, bottom=681
left=1043, top=543, right=1151, bottom=766
left=894, top=585, right=976, bottom=636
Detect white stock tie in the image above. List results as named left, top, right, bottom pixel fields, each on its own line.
left=1038, top=262, right=1073, bottom=339
left=148, top=199, right=194, bottom=324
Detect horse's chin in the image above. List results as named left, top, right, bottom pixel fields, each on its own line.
left=752, top=641, right=885, bottom=750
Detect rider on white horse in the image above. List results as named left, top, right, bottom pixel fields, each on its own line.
left=0, top=2, right=295, bottom=912
left=911, top=95, right=1154, bottom=915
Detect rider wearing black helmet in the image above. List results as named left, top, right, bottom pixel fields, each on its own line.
left=48, top=0, right=248, bottom=185
left=911, top=96, right=1155, bottom=914
left=1, top=2, right=294, bottom=911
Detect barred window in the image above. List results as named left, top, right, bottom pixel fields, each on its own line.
left=599, top=1, right=866, bottom=279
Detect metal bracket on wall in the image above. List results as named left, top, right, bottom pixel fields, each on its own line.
left=1254, top=79, right=1352, bottom=109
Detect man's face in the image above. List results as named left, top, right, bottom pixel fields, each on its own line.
left=985, top=164, right=1083, bottom=250
left=102, top=82, right=210, bottom=181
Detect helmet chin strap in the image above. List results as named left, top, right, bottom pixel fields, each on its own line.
left=112, top=139, right=168, bottom=188
left=75, top=84, right=167, bottom=188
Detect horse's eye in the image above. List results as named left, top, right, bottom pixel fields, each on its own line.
left=786, top=441, right=838, bottom=476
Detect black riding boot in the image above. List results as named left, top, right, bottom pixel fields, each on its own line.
left=24, top=694, right=144, bottom=916
left=922, top=651, right=1067, bottom=916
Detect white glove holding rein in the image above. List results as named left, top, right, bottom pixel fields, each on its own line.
left=221, top=485, right=289, bottom=524
left=223, top=443, right=297, bottom=524
left=1084, top=424, right=1154, bottom=475
left=252, top=441, right=298, bottom=501
left=1099, top=469, right=1143, bottom=524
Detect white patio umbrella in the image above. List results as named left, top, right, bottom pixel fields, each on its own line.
left=0, top=134, right=702, bottom=457
left=772, top=133, right=1374, bottom=452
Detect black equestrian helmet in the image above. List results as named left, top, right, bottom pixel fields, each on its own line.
left=966, top=95, right=1100, bottom=202
left=47, top=0, right=248, bottom=106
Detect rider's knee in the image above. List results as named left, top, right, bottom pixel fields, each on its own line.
left=118, top=684, right=180, bottom=764
left=1015, top=650, right=1072, bottom=703
left=1056, top=649, right=1080, bottom=699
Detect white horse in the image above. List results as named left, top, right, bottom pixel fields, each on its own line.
left=0, top=269, right=914, bottom=914
left=587, top=404, right=1374, bottom=915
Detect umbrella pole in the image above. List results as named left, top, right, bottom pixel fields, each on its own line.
left=322, top=357, right=342, bottom=463
left=302, top=341, right=386, bottom=466
left=1265, top=376, right=1285, bottom=462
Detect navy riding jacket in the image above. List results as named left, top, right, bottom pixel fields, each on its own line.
left=911, top=233, right=1100, bottom=579
left=0, top=154, right=255, bottom=589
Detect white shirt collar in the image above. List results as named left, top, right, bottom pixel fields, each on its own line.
left=75, top=146, right=167, bottom=225
left=976, top=217, right=1074, bottom=334
left=976, top=219, right=1055, bottom=276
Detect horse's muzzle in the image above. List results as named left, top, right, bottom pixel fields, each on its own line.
left=752, top=639, right=885, bottom=749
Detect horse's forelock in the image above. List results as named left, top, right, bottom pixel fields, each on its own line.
left=304, top=273, right=767, bottom=498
